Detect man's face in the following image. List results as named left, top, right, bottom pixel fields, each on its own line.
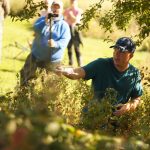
left=51, top=4, right=62, bottom=15
left=113, top=48, right=133, bottom=68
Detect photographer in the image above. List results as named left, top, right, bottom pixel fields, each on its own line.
left=20, top=0, right=71, bottom=86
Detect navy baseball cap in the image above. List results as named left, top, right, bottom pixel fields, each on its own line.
left=110, top=37, right=136, bottom=53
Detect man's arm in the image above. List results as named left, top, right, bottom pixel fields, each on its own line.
left=68, top=11, right=77, bottom=23
left=52, top=23, right=71, bottom=49
left=55, top=66, right=86, bottom=80
left=113, top=97, right=141, bottom=116
left=33, top=16, right=46, bottom=33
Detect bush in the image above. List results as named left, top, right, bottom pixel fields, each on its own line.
left=0, top=68, right=150, bottom=149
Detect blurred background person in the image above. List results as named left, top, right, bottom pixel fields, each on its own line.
left=20, top=0, right=71, bottom=86
left=27, top=0, right=53, bottom=47
left=0, top=0, right=10, bottom=63
left=64, top=0, right=83, bottom=67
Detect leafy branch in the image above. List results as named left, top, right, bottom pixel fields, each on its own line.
left=79, top=0, right=150, bottom=44
left=10, top=0, right=46, bottom=21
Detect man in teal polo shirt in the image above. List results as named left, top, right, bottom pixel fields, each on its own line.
left=55, top=37, right=143, bottom=116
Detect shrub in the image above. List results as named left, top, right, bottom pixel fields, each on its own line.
left=0, top=68, right=150, bottom=149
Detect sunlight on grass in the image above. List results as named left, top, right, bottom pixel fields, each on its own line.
left=0, top=17, right=150, bottom=95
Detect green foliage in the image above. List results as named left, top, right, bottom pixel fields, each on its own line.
left=108, top=66, right=150, bottom=137
left=80, top=88, right=117, bottom=131
left=10, top=0, right=46, bottom=21
left=79, top=0, right=150, bottom=44
left=1, top=9, right=150, bottom=149
left=0, top=68, right=150, bottom=149
left=9, top=0, right=150, bottom=43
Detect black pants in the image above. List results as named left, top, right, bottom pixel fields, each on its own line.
left=20, top=53, right=61, bottom=86
left=67, top=25, right=82, bottom=66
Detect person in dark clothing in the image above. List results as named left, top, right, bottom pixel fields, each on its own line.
left=64, top=0, right=83, bottom=66
left=56, top=37, right=143, bottom=117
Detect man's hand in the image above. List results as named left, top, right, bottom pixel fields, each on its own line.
left=55, top=66, right=77, bottom=76
left=55, top=66, right=85, bottom=80
left=68, top=11, right=76, bottom=23
left=113, top=103, right=130, bottom=116
left=69, top=11, right=75, bottom=17
left=48, top=39, right=55, bottom=47
left=45, top=14, right=49, bottom=24
left=55, top=66, right=64, bottom=76
left=113, top=97, right=140, bottom=116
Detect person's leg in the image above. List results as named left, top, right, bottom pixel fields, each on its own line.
left=74, top=28, right=82, bottom=67
left=20, top=53, right=38, bottom=86
left=68, top=41, right=73, bottom=66
left=74, top=44, right=82, bottom=67
left=68, top=26, right=74, bottom=66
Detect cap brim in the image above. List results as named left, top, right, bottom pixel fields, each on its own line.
left=109, top=45, right=128, bottom=52
left=109, top=45, right=116, bottom=48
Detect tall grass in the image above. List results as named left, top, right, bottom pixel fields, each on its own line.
left=0, top=66, right=150, bottom=149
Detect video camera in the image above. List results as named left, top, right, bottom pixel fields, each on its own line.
left=48, top=13, right=59, bottom=19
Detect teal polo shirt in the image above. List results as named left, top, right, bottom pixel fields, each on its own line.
left=82, top=58, right=143, bottom=104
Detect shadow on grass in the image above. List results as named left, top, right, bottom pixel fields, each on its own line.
left=0, top=69, right=17, bottom=73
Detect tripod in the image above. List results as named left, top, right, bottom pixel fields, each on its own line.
left=48, top=13, right=58, bottom=39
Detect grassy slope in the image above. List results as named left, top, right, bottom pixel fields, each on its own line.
left=0, top=18, right=33, bottom=93
left=0, top=17, right=150, bottom=95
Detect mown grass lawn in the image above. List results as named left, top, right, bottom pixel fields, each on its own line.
left=0, top=17, right=150, bottom=95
